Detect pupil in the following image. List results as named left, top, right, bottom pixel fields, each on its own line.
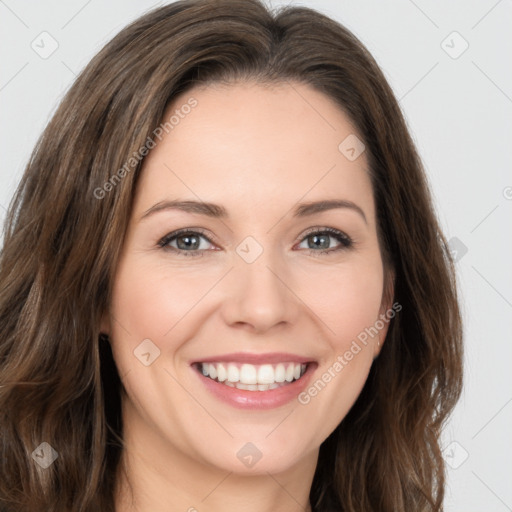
left=310, top=234, right=329, bottom=249
left=178, top=234, right=199, bottom=250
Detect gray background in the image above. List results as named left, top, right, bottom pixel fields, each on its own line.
left=1, top=1, right=511, bottom=510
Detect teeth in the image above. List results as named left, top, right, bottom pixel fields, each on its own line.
left=285, top=363, right=294, bottom=382
left=227, top=364, right=239, bottom=382
left=257, top=364, right=274, bottom=384
left=217, top=363, right=227, bottom=382
left=198, top=361, right=308, bottom=388
left=275, top=363, right=286, bottom=383
left=240, top=364, right=257, bottom=384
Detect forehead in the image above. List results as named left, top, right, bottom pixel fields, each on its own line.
left=136, top=81, right=375, bottom=223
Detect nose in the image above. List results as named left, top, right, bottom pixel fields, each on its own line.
left=219, top=248, right=300, bottom=334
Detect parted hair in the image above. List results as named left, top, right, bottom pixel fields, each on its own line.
left=0, top=0, right=463, bottom=510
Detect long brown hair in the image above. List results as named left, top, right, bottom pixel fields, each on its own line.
left=0, top=1, right=463, bottom=510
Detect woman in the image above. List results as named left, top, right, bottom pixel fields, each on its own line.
left=0, top=0, right=463, bottom=510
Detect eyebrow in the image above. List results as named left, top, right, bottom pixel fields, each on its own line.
left=140, top=198, right=367, bottom=224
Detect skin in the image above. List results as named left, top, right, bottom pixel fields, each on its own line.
left=102, top=81, right=393, bottom=512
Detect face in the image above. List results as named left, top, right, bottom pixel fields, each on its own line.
left=102, top=81, right=392, bottom=476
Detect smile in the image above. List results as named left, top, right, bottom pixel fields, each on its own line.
left=194, top=362, right=308, bottom=391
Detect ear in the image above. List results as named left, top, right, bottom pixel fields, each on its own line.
left=374, top=268, right=395, bottom=358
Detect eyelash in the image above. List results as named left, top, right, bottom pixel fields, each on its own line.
left=157, top=227, right=353, bottom=257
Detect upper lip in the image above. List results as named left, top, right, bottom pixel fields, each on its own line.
left=190, top=352, right=314, bottom=365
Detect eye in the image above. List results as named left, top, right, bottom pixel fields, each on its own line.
left=157, top=226, right=353, bottom=257
left=296, top=227, right=353, bottom=255
left=157, top=228, right=216, bottom=257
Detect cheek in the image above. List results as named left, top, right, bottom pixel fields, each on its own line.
left=110, top=258, right=214, bottom=338
left=293, top=257, right=384, bottom=427
left=299, top=255, right=385, bottom=349
left=107, top=256, right=227, bottom=381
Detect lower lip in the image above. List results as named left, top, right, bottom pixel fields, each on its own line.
left=192, top=363, right=317, bottom=410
